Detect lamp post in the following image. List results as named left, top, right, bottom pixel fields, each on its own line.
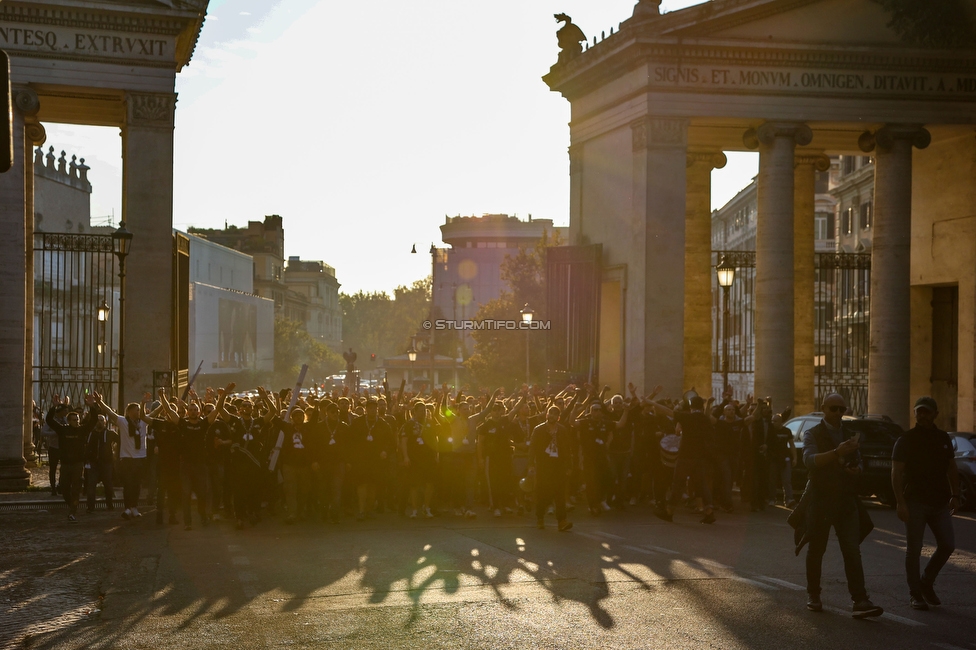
left=96, top=299, right=109, bottom=358
left=520, top=303, right=534, bottom=384
left=407, top=338, right=418, bottom=388
left=112, top=222, right=133, bottom=412
left=716, top=255, right=737, bottom=395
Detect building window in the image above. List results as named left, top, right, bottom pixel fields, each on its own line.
left=842, top=156, right=855, bottom=175
left=815, top=212, right=829, bottom=240
left=859, top=201, right=872, bottom=230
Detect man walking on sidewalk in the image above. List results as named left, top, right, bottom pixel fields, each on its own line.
left=892, top=396, right=959, bottom=611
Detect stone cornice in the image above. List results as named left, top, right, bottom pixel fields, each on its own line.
left=1, top=4, right=187, bottom=36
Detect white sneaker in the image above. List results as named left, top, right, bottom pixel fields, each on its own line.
left=409, top=510, right=418, bottom=519
left=122, top=508, right=132, bottom=520
left=131, top=508, right=142, bottom=518
left=493, top=508, right=502, bottom=518
left=424, top=507, right=434, bottom=519
left=600, top=501, right=611, bottom=512
left=547, top=506, right=555, bottom=515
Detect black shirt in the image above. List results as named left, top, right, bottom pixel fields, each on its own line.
left=177, top=418, right=210, bottom=463
left=577, top=417, right=612, bottom=458
left=892, top=426, right=954, bottom=507
left=673, top=411, right=712, bottom=459
left=477, top=418, right=513, bottom=459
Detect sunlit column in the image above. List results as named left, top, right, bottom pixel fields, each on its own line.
left=685, top=150, right=727, bottom=396
left=794, top=153, right=829, bottom=416
left=860, top=125, right=930, bottom=427
left=632, top=117, right=688, bottom=396
left=121, top=92, right=177, bottom=403
left=749, top=122, right=812, bottom=412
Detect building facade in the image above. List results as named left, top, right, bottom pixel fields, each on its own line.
left=283, top=257, right=342, bottom=351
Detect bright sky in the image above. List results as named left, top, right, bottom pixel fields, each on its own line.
left=45, top=0, right=757, bottom=294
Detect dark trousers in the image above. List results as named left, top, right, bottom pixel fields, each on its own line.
left=441, top=453, right=475, bottom=509
left=61, top=461, right=84, bottom=515
left=805, top=503, right=868, bottom=601
left=582, top=451, right=611, bottom=509
left=319, top=463, right=345, bottom=521
left=535, top=460, right=567, bottom=522
left=905, top=501, right=955, bottom=594
left=119, top=457, right=146, bottom=510
left=48, top=446, right=61, bottom=491
left=209, top=460, right=228, bottom=512
left=669, top=455, right=712, bottom=509
left=85, top=462, right=114, bottom=511
left=145, top=443, right=157, bottom=504
left=156, top=464, right=181, bottom=522
left=180, top=460, right=210, bottom=524
left=231, top=460, right=262, bottom=521
left=714, top=456, right=734, bottom=509
left=751, top=454, right=769, bottom=509
left=486, top=455, right=514, bottom=510
left=608, top=452, right=631, bottom=505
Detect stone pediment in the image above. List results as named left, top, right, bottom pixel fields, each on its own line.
left=646, top=0, right=974, bottom=49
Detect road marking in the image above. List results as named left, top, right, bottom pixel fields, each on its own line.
left=593, top=531, right=625, bottom=540
left=730, top=576, right=778, bottom=590
left=881, top=612, right=925, bottom=627
left=644, top=544, right=681, bottom=555
left=622, top=545, right=657, bottom=555
left=753, top=575, right=805, bottom=591
left=695, top=558, right=731, bottom=570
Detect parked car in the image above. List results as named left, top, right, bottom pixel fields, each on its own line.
left=783, top=413, right=903, bottom=505
left=949, top=433, right=976, bottom=511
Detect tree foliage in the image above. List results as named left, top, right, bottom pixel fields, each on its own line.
left=273, top=316, right=344, bottom=387
left=465, top=231, right=561, bottom=389
left=339, top=278, right=431, bottom=372
left=875, top=0, right=976, bottom=47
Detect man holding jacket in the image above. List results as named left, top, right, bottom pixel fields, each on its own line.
left=799, top=393, right=882, bottom=618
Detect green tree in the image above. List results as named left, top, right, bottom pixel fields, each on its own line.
left=273, top=316, right=344, bottom=387
left=339, top=278, right=431, bottom=372
left=466, top=231, right=561, bottom=388
left=875, top=0, right=976, bottom=47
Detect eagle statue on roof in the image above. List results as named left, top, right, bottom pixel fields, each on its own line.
left=555, top=13, right=586, bottom=63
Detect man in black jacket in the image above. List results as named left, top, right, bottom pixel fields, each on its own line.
left=892, top=396, right=959, bottom=611
left=527, top=406, right=574, bottom=531
left=46, top=395, right=100, bottom=523
left=801, top=393, right=882, bottom=618
left=85, top=414, right=119, bottom=512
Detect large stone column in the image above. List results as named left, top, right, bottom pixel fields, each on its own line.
left=794, top=153, right=830, bottom=416
left=631, top=117, right=688, bottom=396
left=860, top=125, right=930, bottom=428
left=749, top=122, right=811, bottom=412
left=568, top=144, right=584, bottom=245
left=0, top=91, right=32, bottom=489
left=121, top=92, right=177, bottom=404
left=685, top=150, right=727, bottom=396
left=22, top=91, right=45, bottom=466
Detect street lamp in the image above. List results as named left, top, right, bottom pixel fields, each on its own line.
left=716, top=255, right=737, bottom=394
left=407, top=339, right=417, bottom=387
left=112, top=221, right=133, bottom=412
left=520, top=303, right=534, bottom=384
left=97, top=299, right=110, bottom=322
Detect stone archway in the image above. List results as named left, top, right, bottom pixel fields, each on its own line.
left=0, top=0, right=208, bottom=488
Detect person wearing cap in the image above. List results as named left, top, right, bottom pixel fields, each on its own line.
left=892, top=396, right=960, bottom=611
left=796, top=392, right=882, bottom=618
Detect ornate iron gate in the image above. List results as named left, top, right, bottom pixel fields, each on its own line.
left=547, top=244, right=602, bottom=386
left=33, top=232, right=118, bottom=408
left=711, top=250, right=871, bottom=414
left=814, top=253, right=871, bottom=415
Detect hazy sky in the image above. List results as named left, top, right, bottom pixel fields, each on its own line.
left=46, top=0, right=757, bottom=294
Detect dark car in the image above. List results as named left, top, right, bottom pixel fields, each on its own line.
left=784, top=414, right=903, bottom=505
left=949, top=433, right=976, bottom=511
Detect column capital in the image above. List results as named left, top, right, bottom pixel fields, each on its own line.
left=686, top=150, right=727, bottom=170
left=12, top=86, right=39, bottom=118
left=858, top=124, right=930, bottom=153
left=125, top=92, right=177, bottom=128
left=744, top=122, right=812, bottom=149
left=632, top=117, right=688, bottom=151
left=794, top=152, right=830, bottom=172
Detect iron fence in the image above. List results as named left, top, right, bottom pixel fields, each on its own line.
left=33, top=232, right=118, bottom=409
left=711, top=250, right=871, bottom=414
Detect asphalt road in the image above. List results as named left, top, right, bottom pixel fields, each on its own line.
left=2, top=502, right=975, bottom=650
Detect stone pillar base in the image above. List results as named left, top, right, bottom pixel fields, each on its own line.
left=0, top=458, right=30, bottom=490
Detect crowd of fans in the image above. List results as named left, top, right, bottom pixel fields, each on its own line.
left=37, top=380, right=799, bottom=529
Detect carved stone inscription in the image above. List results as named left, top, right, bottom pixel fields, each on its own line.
left=651, top=64, right=976, bottom=96
left=0, top=24, right=172, bottom=61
